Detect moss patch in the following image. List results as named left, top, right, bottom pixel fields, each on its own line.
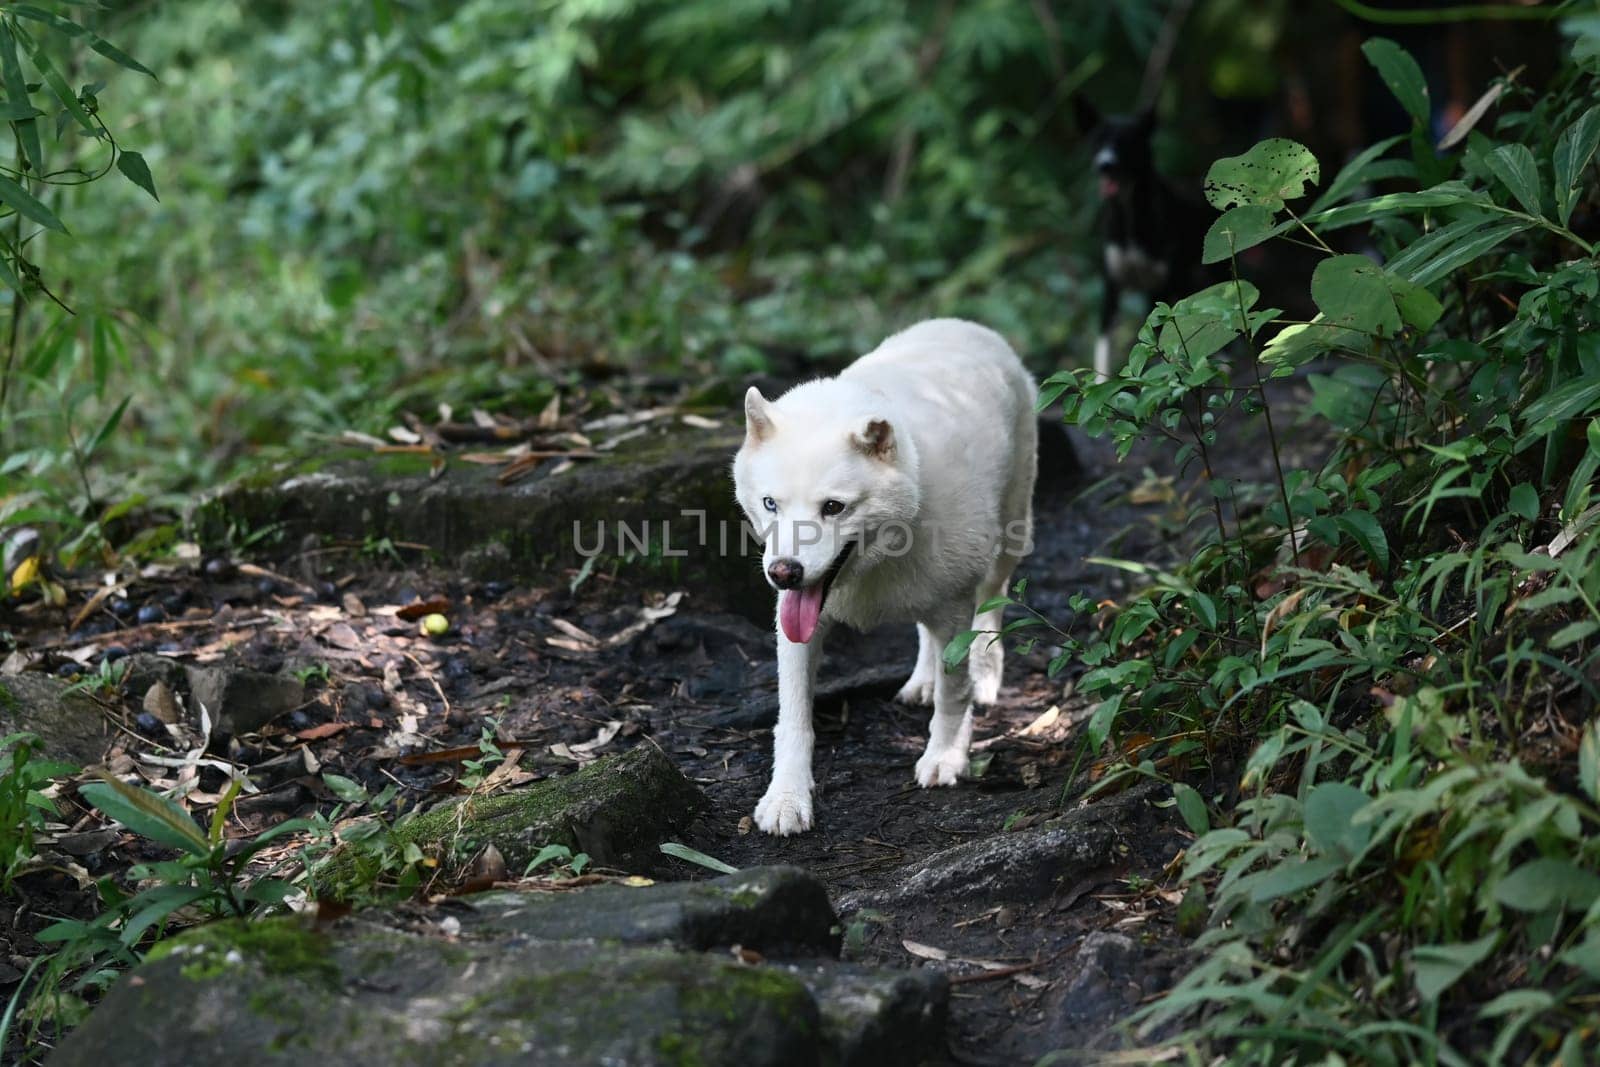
left=149, top=917, right=339, bottom=989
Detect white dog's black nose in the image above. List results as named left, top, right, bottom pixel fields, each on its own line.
left=767, top=558, right=804, bottom=589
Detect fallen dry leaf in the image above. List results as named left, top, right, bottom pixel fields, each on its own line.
left=902, top=940, right=949, bottom=961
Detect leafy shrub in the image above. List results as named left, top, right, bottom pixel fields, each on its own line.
left=1011, top=31, right=1600, bottom=1063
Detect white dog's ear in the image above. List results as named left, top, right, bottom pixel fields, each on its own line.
left=744, top=387, right=775, bottom=444
left=853, top=417, right=895, bottom=461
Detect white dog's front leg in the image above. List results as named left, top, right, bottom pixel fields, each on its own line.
left=754, top=624, right=826, bottom=835
left=915, top=616, right=975, bottom=788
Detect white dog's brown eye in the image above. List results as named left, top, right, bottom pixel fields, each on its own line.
left=821, top=499, right=845, bottom=517
left=763, top=496, right=777, bottom=513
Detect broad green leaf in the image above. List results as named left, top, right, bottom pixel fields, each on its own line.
left=0, top=173, right=64, bottom=232
left=1334, top=509, right=1390, bottom=571
left=1201, top=205, right=1282, bottom=264
left=1554, top=104, right=1600, bottom=226
left=1561, top=930, right=1600, bottom=980
left=1304, top=782, right=1371, bottom=861
left=1412, top=933, right=1498, bottom=1001
left=1159, top=279, right=1260, bottom=361
left=1085, top=693, right=1122, bottom=752
left=942, top=629, right=978, bottom=669
left=1312, top=255, right=1401, bottom=339
left=322, top=772, right=367, bottom=804
left=1247, top=856, right=1343, bottom=903
left=79, top=779, right=209, bottom=857
left=1507, top=483, right=1539, bottom=521
left=659, top=841, right=739, bottom=874
left=1388, top=274, right=1443, bottom=331
left=1204, top=138, right=1319, bottom=212
left=0, top=26, right=41, bottom=172
left=1172, top=783, right=1209, bottom=836
left=1485, top=143, right=1543, bottom=216
left=1362, top=38, right=1430, bottom=126
left=1494, top=857, right=1600, bottom=912
left=116, top=150, right=158, bottom=201
left=1588, top=417, right=1600, bottom=460
left=0, top=99, right=40, bottom=120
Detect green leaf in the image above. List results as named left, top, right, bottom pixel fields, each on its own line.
left=322, top=773, right=368, bottom=805
left=1311, top=255, right=1402, bottom=339
left=0, top=99, right=40, bottom=120
left=1307, top=182, right=1489, bottom=232
left=1550, top=620, right=1600, bottom=649
left=0, top=26, right=42, bottom=172
left=524, top=843, right=573, bottom=874
left=1159, top=279, right=1261, bottom=361
left=1554, top=104, right=1600, bottom=226
left=1361, top=38, right=1430, bottom=126
left=1172, top=784, right=1209, bottom=836
left=659, top=841, right=739, bottom=874
left=1507, top=484, right=1539, bottom=522
left=17, top=28, right=95, bottom=134
left=1189, top=592, right=1218, bottom=629
left=1204, top=138, right=1319, bottom=211
left=119, top=884, right=213, bottom=947
left=0, top=172, right=64, bottom=233
left=1304, top=782, right=1371, bottom=861
left=942, top=629, right=978, bottom=670
left=1334, top=509, right=1390, bottom=571
left=1581, top=722, right=1600, bottom=805
left=116, top=150, right=158, bottom=201
left=7, top=6, right=155, bottom=77
left=1521, top=376, right=1600, bottom=431
left=85, top=395, right=130, bottom=458
left=1560, top=930, right=1600, bottom=980
left=1201, top=205, right=1282, bottom=264
left=1389, top=217, right=1531, bottom=287
left=1247, top=856, right=1343, bottom=903
left=1485, top=143, right=1543, bottom=216
left=1412, top=933, right=1498, bottom=1001
left=1494, top=857, right=1600, bottom=913
left=1309, top=134, right=1406, bottom=213
left=79, top=779, right=209, bottom=857
left=1085, top=694, right=1122, bottom=752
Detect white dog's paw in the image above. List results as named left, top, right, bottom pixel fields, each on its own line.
left=754, top=787, right=813, bottom=836
left=895, top=675, right=935, bottom=705
left=914, top=744, right=968, bottom=788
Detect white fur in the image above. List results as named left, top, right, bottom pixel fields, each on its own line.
left=733, top=319, right=1038, bottom=835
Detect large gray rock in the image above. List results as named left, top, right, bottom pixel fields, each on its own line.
left=0, top=673, right=111, bottom=766
left=312, top=744, right=705, bottom=898
left=52, top=868, right=949, bottom=1067
left=184, top=665, right=305, bottom=736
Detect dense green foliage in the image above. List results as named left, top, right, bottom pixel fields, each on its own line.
left=0, top=0, right=1195, bottom=567
left=1026, top=30, right=1600, bottom=1064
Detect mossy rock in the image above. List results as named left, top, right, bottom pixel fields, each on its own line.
left=53, top=873, right=948, bottom=1066
left=312, top=745, right=704, bottom=898
left=192, top=421, right=770, bottom=617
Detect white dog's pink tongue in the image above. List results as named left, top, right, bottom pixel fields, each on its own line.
left=779, top=585, right=825, bottom=644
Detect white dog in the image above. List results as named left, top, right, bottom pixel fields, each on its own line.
left=733, top=318, right=1038, bottom=835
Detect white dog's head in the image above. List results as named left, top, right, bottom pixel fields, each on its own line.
left=732, top=384, right=921, bottom=644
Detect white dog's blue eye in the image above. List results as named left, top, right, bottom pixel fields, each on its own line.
left=821, top=499, right=845, bottom=517
left=762, top=496, right=777, bottom=513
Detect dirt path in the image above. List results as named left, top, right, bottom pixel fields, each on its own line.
left=3, top=375, right=1324, bottom=1062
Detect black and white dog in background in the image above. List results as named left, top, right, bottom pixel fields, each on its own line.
left=1075, top=99, right=1214, bottom=381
